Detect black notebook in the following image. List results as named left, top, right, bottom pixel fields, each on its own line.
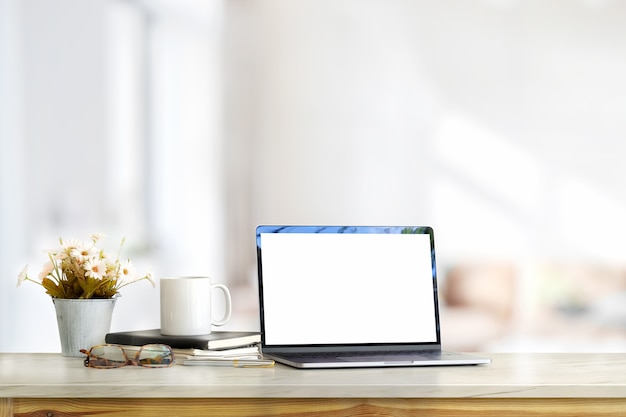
left=105, top=329, right=260, bottom=350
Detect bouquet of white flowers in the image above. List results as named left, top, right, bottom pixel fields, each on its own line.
left=17, top=233, right=153, bottom=299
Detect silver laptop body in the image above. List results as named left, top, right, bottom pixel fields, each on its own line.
left=256, top=225, right=491, bottom=369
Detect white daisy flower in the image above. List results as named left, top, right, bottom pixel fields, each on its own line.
left=119, top=259, right=137, bottom=283
left=54, top=251, right=68, bottom=260
left=16, top=265, right=29, bottom=287
left=39, top=261, right=55, bottom=281
left=61, top=238, right=81, bottom=251
left=84, top=259, right=107, bottom=280
left=71, top=243, right=98, bottom=262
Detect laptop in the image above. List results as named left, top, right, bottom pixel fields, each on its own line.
left=255, top=225, right=491, bottom=369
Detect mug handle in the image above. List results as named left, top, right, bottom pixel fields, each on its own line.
left=211, top=283, right=232, bottom=326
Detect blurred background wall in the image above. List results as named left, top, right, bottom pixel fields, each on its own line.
left=2, top=0, right=626, bottom=352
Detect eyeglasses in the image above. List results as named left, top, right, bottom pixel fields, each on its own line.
left=80, top=344, right=175, bottom=368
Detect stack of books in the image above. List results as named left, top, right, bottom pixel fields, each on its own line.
left=105, top=329, right=262, bottom=362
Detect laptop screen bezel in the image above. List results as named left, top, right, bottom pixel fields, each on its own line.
left=256, top=225, right=443, bottom=354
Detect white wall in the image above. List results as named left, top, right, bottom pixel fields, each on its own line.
left=221, top=1, right=626, bottom=351
left=0, top=0, right=26, bottom=351
left=3, top=0, right=626, bottom=352
left=0, top=0, right=225, bottom=352
left=224, top=0, right=626, bottom=268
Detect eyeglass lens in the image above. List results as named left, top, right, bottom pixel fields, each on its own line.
left=83, top=344, right=173, bottom=368
left=136, top=344, right=174, bottom=367
left=86, top=345, right=127, bottom=368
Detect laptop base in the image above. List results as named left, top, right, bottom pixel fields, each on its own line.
left=264, top=350, right=491, bottom=369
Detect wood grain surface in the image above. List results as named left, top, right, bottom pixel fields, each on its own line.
left=5, top=398, right=626, bottom=417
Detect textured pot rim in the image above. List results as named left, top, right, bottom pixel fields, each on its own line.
left=52, top=297, right=117, bottom=302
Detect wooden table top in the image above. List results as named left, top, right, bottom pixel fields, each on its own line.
left=1, top=352, right=625, bottom=398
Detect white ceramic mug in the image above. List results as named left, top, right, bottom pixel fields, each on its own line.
left=160, top=277, right=232, bottom=336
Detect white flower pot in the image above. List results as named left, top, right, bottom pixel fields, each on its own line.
left=52, top=298, right=116, bottom=357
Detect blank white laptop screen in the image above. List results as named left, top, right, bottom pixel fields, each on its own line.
left=259, top=231, right=438, bottom=346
